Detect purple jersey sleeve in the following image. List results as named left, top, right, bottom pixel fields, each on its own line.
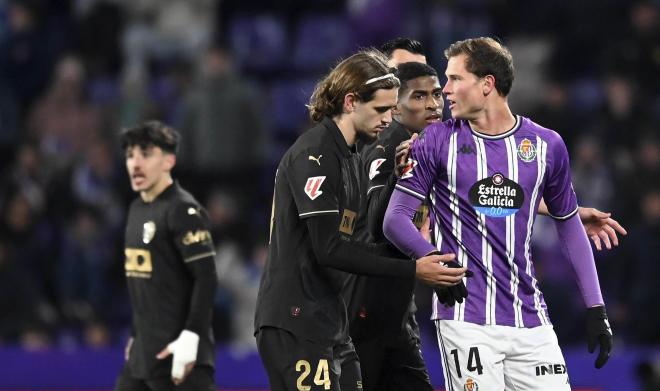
left=543, top=133, right=579, bottom=219
left=394, top=128, right=439, bottom=201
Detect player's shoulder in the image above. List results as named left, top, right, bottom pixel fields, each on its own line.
left=518, top=116, right=566, bottom=146
left=414, top=118, right=459, bottom=148
left=166, top=185, right=205, bottom=216
left=282, top=121, right=342, bottom=168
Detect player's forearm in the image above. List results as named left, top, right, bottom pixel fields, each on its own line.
left=184, top=258, right=217, bottom=335
left=554, top=214, right=604, bottom=307
left=306, top=215, right=415, bottom=278
left=367, top=173, right=397, bottom=241
left=383, top=189, right=436, bottom=258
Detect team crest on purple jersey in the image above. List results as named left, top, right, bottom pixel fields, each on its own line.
left=468, top=172, right=524, bottom=217
left=517, top=138, right=536, bottom=162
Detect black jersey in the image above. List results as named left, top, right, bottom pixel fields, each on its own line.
left=255, top=117, right=415, bottom=345
left=124, top=182, right=216, bottom=379
left=342, top=120, right=427, bottom=341
left=363, top=119, right=430, bottom=235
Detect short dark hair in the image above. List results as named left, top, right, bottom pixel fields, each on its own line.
left=395, top=62, right=438, bottom=94
left=380, top=38, right=426, bottom=58
left=444, top=37, right=514, bottom=96
left=120, top=121, right=180, bottom=154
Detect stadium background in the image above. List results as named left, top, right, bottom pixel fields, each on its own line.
left=0, top=0, right=658, bottom=389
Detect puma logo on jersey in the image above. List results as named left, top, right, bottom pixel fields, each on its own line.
left=375, top=144, right=387, bottom=151
left=187, top=207, right=200, bottom=216
left=308, top=155, right=322, bottom=166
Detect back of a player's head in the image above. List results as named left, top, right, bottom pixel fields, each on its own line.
left=380, top=38, right=426, bottom=58
left=444, top=37, right=514, bottom=96
left=120, top=120, right=180, bottom=155
left=395, top=62, right=438, bottom=95
left=308, top=49, right=400, bottom=122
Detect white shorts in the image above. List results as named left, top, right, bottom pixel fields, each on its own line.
left=435, top=320, right=571, bottom=391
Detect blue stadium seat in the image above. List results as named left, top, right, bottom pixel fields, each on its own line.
left=292, top=14, right=352, bottom=71
left=229, top=15, right=288, bottom=71
left=270, top=79, right=317, bottom=135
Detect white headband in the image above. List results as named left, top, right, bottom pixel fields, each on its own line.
left=364, top=73, right=397, bottom=85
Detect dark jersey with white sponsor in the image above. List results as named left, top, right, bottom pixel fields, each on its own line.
left=124, top=182, right=216, bottom=379
left=255, top=117, right=415, bottom=344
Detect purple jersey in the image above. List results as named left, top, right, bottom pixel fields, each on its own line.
left=396, top=116, right=578, bottom=328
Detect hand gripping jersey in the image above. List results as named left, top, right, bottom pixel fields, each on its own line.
left=396, top=116, right=578, bottom=328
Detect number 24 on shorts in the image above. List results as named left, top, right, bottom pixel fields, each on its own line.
left=450, top=347, right=484, bottom=378
left=296, top=359, right=331, bottom=390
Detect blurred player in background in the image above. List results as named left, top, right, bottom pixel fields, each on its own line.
left=254, top=49, right=467, bottom=391
left=115, top=121, right=217, bottom=391
left=384, top=37, right=613, bottom=391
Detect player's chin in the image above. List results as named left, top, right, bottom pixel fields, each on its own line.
left=358, top=130, right=379, bottom=144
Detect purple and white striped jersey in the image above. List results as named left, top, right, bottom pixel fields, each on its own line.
left=396, top=116, right=578, bottom=328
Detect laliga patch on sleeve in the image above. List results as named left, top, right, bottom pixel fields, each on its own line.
left=304, top=176, right=326, bottom=200
left=400, top=158, right=418, bottom=179
left=368, top=158, right=386, bottom=180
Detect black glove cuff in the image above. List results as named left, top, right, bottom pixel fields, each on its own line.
left=587, top=306, right=607, bottom=319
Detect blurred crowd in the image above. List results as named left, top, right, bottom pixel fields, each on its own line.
left=0, top=0, right=657, bottom=353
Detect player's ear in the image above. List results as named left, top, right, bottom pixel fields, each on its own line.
left=163, top=153, right=176, bottom=170
left=483, top=75, right=496, bottom=96
left=392, top=102, right=402, bottom=116
left=342, top=93, right=357, bottom=114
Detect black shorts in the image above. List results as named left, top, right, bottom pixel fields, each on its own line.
left=114, top=363, right=215, bottom=391
left=354, top=321, right=432, bottom=391
left=256, top=326, right=362, bottom=391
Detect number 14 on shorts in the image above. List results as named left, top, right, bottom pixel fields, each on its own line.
left=296, top=359, right=331, bottom=390
left=450, top=347, right=484, bottom=378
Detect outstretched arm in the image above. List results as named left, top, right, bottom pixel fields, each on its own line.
left=538, top=199, right=627, bottom=250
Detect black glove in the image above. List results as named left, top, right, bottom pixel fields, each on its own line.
left=433, top=260, right=473, bottom=307
left=586, top=306, right=612, bottom=369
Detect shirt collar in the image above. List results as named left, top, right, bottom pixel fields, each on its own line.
left=321, top=116, right=354, bottom=157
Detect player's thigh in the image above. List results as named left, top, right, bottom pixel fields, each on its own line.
left=353, top=338, right=386, bottom=391
left=503, top=326, right=570, bottom=391
left=384, top=336, right=433, bottom=391
left=435, top=320, right=505, bottom=391
left=336, top=340, right=362, bottom=391
left=175, top=365, right=216, bottom=391
left=256, top=326, right=342, bottom=391
left=114, top=364, right=150, bottom=391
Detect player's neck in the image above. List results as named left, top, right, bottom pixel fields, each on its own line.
left=333, top=116, right=357, bottom=147
left=140, top=175, right=174, bottom=203
left=468, top=102, right=515, bottom=136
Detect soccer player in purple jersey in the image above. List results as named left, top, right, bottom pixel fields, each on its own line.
left=383, top=37, right=613, bottom=390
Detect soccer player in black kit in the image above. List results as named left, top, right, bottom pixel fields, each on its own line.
left=115, top=121, right=217, bottom=391
left=254, top=49, right=467, bottom=391
left=353, top=60, right=445, bottom=391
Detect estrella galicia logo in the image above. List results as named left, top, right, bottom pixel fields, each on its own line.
left=468, top=173, right=524, bottom=217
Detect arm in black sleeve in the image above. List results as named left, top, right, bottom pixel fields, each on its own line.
left=183, top=256, right=217, bottom=335
left=367, top=172, right=397, bottom=241
left=306, top=213, right=415, bottom=278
